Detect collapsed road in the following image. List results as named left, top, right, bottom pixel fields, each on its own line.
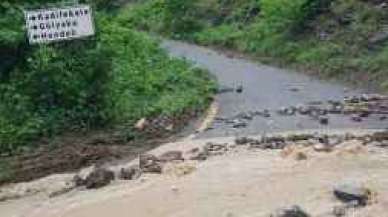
left=162, top=40, right=388, bottom=138
left=2, top=41, right=388, bottom=217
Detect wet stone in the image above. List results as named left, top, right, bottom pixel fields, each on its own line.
left=235, top=137, right=253, bottom=145
left=371, top=131, right=388, bottom=141
left=295, top=152, right=308, bottom=161
left=188, top=147, right=200, bottom=154
left=216, top=86, right=235, bottom=94
left=319, top=116, right=329, bottom=125
left=83, top=168, right=115, bottom=189
left=158, top=151, right=184, bottom=162
left=286, top=134, right=315, bottom=142
left=205, top=142, right=229, bottom=156
left=297, top=106, right=311, bottom=115
left=377, top=140, right=388, bottom=147
left=289, top=87, right=300, bottom=92
left=313, top=143, right=332, bottom=152
left=255, top=109, right=271, bottom=118
left=235, top=112, right=254, bottom=120
left=278, top=107, right=296, bottom=116
left=351, top=115, right=363, bottom=123
left=139, top=154, right=163, bottom=174
left=235, top=84, right=243, bottom=93
left=73, top=175, right=86, bottom=187
left=328, top=104, right=344, bottom=114
left=359, top=111, right=371, bottom=118
left=232, top=121, right=247, bottom=128
left=332, top=205, right=347, bottom=217
left=119, top=165, right=142, bottom=180
left=270, top=205, right=310, bottom=217
left=333, top=183, right=371, bottom=206
left=189, top=151, right=208, bottom=161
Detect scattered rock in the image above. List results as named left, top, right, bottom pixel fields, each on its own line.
left=236, top=112, right=254, bottom=120
left=366, top=141, right=385, bottom=148
left=165, top=124, right=174, bottom=131
left=350, top=115, right=363, bottom=122
left=73, top=174, right=86, bottom=187
left=256, top=109, right=271, bottom=118
left=377, top=140, right=388, bottom=147
left=332, top=205, right=347, bottom=217
left=286, top=134, right=315, bottom=142
left=205, top=142, right=229, bottom=155
left=48, top=185, right=75, bottom=198
left=336, top=140, right=366, bottom=155
left=119, top=165, right=142, bottom=180
left=187, top=147, right=200, bottom=154
left=333, top=183, right=371, bottom=206
left=372, top=131, right=388, bottom=141
left=217, top=86, right=235, bottom=94
left=189, top=147, right=209, bottom=161
left=278, top=107, right=296, bottom=116
left=319, top=116, right=329, bottom=125
left=289, top=87, right=301, bottom=92
left=297, top=106, right=311, bottom=115
left=235, top=84, right=243, bottom=93
left=139, top=154, right=163, bottom=174
left=232, top=121, right=247, bottom=128
left=83, top=168, right=115, bottom=189
left=171, top=185, right=179, bottom=192
left=164, top=162, right=196, bottom=177
left=359, top=111, right=371, bottom=118
left=73, top=166, right=97, bottom=187
left=294, top=152, right=308, bottom=161
left=235, top=137, right=252, bottom=145
left=158, top=151, right=184, bottom=162
left=135, top=118, right=147, bottom=130
left=296, top=139, right=315, bottom=147
left=313, top=143, right=332, bottom=152
left=189, top=151, right=208, bottom=161
left=270, top=205, right=310, bottom=217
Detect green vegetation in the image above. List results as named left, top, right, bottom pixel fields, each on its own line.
left=124, top=0, right=388, bottom=90
left=0, top=1, right=215, bottom=154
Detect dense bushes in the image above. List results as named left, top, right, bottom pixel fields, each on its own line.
left=0, top=1, right=215, bottom=153
left=127, top=0, right=388, bottom=91
left=119, top=0, right=204, bottom=39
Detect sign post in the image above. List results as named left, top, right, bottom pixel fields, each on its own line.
left=25, top=5, right=95, bottom=44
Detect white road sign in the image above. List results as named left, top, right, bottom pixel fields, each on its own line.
left=25, top=5, right=95, bottom=44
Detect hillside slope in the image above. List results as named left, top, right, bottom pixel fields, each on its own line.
left=123, top=0, right=388, bottom=91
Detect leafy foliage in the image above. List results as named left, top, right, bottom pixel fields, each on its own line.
left=0, top=1, right=215, bottom=153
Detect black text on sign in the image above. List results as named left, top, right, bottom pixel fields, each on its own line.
left=25, top=5, right=95, bottom=44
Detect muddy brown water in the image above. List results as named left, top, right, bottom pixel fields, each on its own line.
left=162, top=40, right=388, bottom=138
